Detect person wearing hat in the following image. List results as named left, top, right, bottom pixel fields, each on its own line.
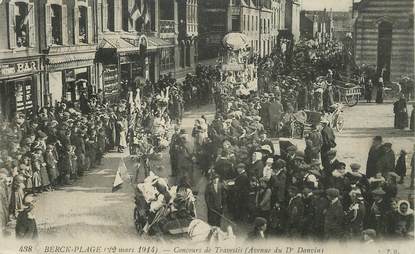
left=246, top=217, right=267, bottom=241
left=268, top=95, right=283, bottom=138
left=15, top=194, right=38, bottom=239
left=362, top=229, right=376, bottom=243
left=345, top=163, right=369, bottom=192
left=270, top=159, right=287, bottom=205
left=304, top=124, right=323, bottom=164
left=324, top=188, right=344, bottom=240
left=376, top=142, right=396, bottom=178
left=345, top=188, right=366, bottom=239
left=249, top=151, right=264, bottom=179
left=286, top=185, right=304, bottom=238
left=321, top=117, right=336, bottom=169
left=258, top=131, right=275, bottom=155
left=395, top=149, right=407, bottom=184
left=366, top=188, right=388, bottom=237
left=234, top=163, right=249, bottom=222
left=169, top=126, right=182, bottom=177
left=393, top=92, right=409, bottom=129
left=366, top=136, right=383, bottom=178
left=204, top=172, right=225, bottom=227
left=393, top=200, right=414, bottom=238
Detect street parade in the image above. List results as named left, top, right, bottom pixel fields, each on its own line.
left=0, top=0, right=414, bottom=250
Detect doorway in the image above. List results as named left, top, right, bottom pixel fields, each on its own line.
left=377, top=21, right=392, bottom=82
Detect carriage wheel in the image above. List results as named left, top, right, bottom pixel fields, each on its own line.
left=335, top=115, right=345, bottom=132
left=345, top=94, right=359, bottom=107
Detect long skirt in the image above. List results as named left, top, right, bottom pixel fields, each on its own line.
left=47, top=166, right=59, bottom=183
left=395, top=112, right=409, bottom=129
left=32, top=172, right=42, bottom=188
left=40, top=166, right=50, bottom=186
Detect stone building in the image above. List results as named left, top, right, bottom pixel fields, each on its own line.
left=285, top=0, right=301, bottom=41
left=0, top=0, right=42, bottom=120
left=354, top=0, right=414, bottom=82
left=0, top=0, right=199, bottom=113
left=198, top=0, right=289, bottom=60
left=300, top=9, right=353, bottom=42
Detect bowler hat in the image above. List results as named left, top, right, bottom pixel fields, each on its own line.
left=371, top=188, right=386, bottom=196
left=326, top=188, right=340, bottom=198
left=350, top=163, right=361, bottom=171
left=254, top=217, right=267, bottom=228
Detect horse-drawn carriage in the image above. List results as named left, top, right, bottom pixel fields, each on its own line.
left=284, top=103, right=345, bottom=139
left=133, top=173, right=235, bottom=242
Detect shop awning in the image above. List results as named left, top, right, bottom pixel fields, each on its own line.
left=147, top=36, right=174, bottom=50
left=99, top=38, right=140, bottom=52
left=47, top=52, right=96, bottom=65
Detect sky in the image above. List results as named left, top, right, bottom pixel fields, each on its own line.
left=301, top=0, right=361, bottom=12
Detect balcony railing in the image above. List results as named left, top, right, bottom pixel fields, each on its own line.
left=187, top=23, right=198, bottom=36
left=160, top=20, right=175, bottom=34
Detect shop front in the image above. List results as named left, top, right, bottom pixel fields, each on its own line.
left=97, top=36, right=148, bottom=102
left=0, top=59, right=41, bottom=120
left=45, top=52, right=96, bottom=106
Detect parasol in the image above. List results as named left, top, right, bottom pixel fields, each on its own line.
left=222, top=33, right=249, bottom=51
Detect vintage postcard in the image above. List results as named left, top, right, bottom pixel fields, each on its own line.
left=0, top=0, right=414, bottom=254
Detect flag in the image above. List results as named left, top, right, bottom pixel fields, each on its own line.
left=112, top=168, right=123, bottom=192
left=19, top=5, right=33, bottom=30
left=130, top=0, right=142, bottom=21
left=143, top=0, right=150, bottom=25
left=112, top=158, right=131, bottom=192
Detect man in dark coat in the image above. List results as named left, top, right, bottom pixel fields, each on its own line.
left=234, top=163, right=250, bottom=222
left=259, top=95, right=271, bottom=132
left=324, top=188, right=344, bottom=240
left=304, top=125, right=322, bottom=163
left=286, top=186, right=304, bottom=238
left=311, top=189, right=329, bottom=241
left=395, top=150, right=407, bottom=184
left=15, top=195, right=38, bottom=239
left=393, top=94, right=408, bottom=129
left=249, top=151, right=264, bottom=178
left=320, top=119, right=336, bottom=169
left=169, top=127, right=182, bottom=176
left=267, top=96, right=284, bottom=138
left=366, top=136, right=383, bottom=178
left=376, top=143, right=396, bottom=178
left=204, top=174, right=226, bottom=227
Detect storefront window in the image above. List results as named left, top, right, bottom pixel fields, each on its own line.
left=107, top=0, right=115, bottom=31
left=51, top=4, right=63, bottom=45
left=15, top=2, right=30, bottom=48
left=160, top=48, right=175, bottom=71
left=78, top=6, right=88, bottom=43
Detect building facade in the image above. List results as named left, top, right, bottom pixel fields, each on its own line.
left=354, top=0, right=414, bottom=82
left=285, top=0, right=301, bottom=41
left=300, top=9, right=353, bottom=42
left=199, top=0, right=290, bottom=60
left=0, top=0, right=42, bottom=120
left=0, top=0, right=199, bottom=117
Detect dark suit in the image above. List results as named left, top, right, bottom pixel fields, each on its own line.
left=234, top=172, right=250, bottom=221
left=205, top=181, right=226, bottom=227
left=15, top=209, right=38, bottom=239
left=324, top=199, right=344, bottom=239
left=366, top=145, right=383, bottom=178
left=321, top=125, right=336, bottom=168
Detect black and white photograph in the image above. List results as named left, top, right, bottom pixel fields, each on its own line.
left=0, top=0, right=414, bottom=253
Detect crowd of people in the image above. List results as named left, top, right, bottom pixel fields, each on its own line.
left=0, top=69, right=215, bottom=239
left=168, top=63, right=415, bottom=242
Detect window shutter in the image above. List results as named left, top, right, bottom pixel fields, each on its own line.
left=102, top=1, right=108, bottom=32
left=87, top=6, right=93, bottom=44
left=45, top=4, right=52, bottom=46
left=62, top=5, right=68, bottom=45
left=29, top=2, right=35, bottom=48
left=74, top=3, right=79, bottom=44
left=114, top=0, right=121, bottom=32
left=8, top=2, right=16, bottom=49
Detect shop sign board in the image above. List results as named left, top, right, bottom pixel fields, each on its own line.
left=0, top=61, right=38, bottom=76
